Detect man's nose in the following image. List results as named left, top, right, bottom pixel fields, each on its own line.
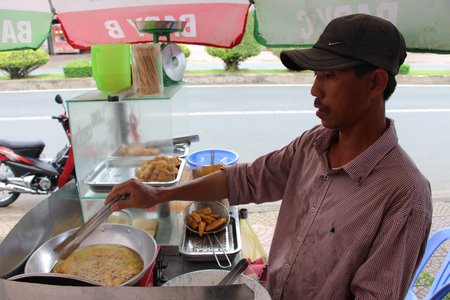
left=311, top=77, right=322, bottom=98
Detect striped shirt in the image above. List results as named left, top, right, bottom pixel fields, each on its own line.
left=224, top=119, right=432, bottom=299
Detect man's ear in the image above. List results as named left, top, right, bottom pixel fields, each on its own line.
left=369, top=68, right=388, bottom=96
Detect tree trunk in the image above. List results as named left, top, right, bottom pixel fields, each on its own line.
left=225, top=60, right=240, bottom=72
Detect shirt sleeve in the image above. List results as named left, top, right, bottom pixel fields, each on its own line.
left=351, top=187, right=432, bottom=299
left=223, top=135, right=302, bottom=205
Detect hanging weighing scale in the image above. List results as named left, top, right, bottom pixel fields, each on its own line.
left=136, top=21, right=187, bottom=86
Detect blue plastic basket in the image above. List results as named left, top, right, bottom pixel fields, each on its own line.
left=187, top=149, right=239, bottom=169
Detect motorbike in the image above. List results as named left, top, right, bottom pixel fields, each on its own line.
left=0, top=94, right=75, bottom=207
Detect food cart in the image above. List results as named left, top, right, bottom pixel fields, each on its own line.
left=0, top=47, right=263, bottom=300
left=0, top=14, right=266, bottom=299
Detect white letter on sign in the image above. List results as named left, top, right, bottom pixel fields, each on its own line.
left=377, top=2, right=398, bottom=24
left=104, top=20, right=125, bottom=39
left=2, top=20, right=17, bottom=43
left=17, top=21, right=32, bottom=43
left=297, top=10, right=313, bottom=40
left=180, top=14, right=196, bottom=37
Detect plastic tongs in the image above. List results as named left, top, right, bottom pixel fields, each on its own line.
left=53, top=193, right=129, bottom=260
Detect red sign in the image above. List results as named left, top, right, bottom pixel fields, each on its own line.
left=54, top=2, right=250, bottom=49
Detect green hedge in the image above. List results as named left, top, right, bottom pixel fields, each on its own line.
left=63, top=60, right=92, bottom=78
left=178, top=44, right=191, bottom=58
left=0, top=49, right=49, bottom=79
left=399, top=64, right=410, bottom=74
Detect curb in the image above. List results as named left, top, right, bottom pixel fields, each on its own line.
left=0, top=73, right=449, bottom=91
left=0, top=78, right=96, bottom=91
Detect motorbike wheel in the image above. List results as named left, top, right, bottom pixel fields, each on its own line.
left=0, top=163, right=20, bottom=207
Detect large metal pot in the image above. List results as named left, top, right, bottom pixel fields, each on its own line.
left=24, top=223, right=158, bottom=286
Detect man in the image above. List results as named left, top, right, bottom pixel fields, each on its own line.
left=106, top=14, right=432, bottom=299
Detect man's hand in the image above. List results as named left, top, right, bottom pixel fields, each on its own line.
left=105, top=178, right=161, bottom=211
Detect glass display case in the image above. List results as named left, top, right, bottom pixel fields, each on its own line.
left=67, top=84, right=190, bottom=245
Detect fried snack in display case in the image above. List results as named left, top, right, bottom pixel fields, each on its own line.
left=85, top=156, right=186, bottom=193
left=135, top=156, right=181, bottom=182
left=114, top=143, right=162, bottom=156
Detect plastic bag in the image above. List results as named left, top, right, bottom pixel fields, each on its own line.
left=239, top=208, right=268, bottom=264
left=239, top=208, right=268, bottom=282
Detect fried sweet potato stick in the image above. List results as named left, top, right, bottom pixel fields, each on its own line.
left=205, top=218, right=226, bottom=232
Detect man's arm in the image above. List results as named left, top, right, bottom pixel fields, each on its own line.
left=105, top=170, right=229, bottom=212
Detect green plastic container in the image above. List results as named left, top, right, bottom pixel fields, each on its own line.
left=91, top=44, right=131, bottom=94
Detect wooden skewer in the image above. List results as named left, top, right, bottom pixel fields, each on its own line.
left=132, top=44, right=162, bottom=96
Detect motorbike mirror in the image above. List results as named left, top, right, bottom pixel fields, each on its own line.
left=55, top=94, right=63, bottom=104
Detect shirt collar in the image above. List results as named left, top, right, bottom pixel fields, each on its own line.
left=315, top=118, right=399, bottom=183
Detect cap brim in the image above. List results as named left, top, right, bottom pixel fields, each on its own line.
left=280, top=48, right=365, bottom=71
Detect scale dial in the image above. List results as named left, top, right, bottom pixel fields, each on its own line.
left=162, top=43, right=186, bottom=82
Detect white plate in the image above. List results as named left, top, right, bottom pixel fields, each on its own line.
left=163, top=269, right=270, bottom=300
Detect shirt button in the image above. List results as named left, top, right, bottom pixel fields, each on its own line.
left=297, top=235, right=303, bottom=242
left=323, top=175, right=329, bottom=181
left=285, top=263, right=290, bottom=269
left=311, top=206, right=316, bottom=214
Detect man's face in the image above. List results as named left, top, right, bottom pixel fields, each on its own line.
left=311, top=68, right=374, bottom=131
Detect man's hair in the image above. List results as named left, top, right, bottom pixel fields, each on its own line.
left=353, top=65, right=397, bottom=101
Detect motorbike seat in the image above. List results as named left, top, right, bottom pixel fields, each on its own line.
left=0, top=139, right=45, bottom=158
left=27, top=157, right=60, bottom=177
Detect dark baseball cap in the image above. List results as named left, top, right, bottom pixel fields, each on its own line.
left=280, top=14, right=406, bottom=75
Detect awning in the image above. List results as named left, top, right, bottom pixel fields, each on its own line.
left=0, top=0, right=53, bottom=51
left=52, top=0, right=250, bottom=50
left=0, top=0, right=250, bottom=51
left=253, top=0, right=450, bottom=53
left=1, top=1, right=449, bottom=53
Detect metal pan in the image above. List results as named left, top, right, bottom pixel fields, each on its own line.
left=183, top=201, right=231, bottom=268
left=84, top=157, right=186, bottom=193
left=24, top=223, right=158, bottom=286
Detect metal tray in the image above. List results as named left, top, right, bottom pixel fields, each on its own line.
left=110, top=142, right=190, bottom=159
left=179, top=215, right=241, bottom=262
left=173, top=143, right=189, bottom=158
left=85, top=157, right=186, bottom=193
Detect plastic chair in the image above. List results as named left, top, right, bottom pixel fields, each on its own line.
left=428, top=252, right=450, bottom=298
left=429, top=282, right=450, bottom=300
left=405, top=227, right=450, bottom=300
